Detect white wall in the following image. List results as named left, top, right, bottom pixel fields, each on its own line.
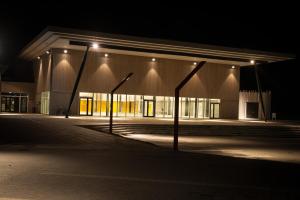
left=239, top=91, right=271, bottom=120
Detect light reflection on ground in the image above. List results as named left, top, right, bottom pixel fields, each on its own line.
left=123, top=134, right=300, bottom=164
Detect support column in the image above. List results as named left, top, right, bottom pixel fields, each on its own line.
left=65, top=46, right=90, bottom=118
left=255, top=64, right=267, bottom=121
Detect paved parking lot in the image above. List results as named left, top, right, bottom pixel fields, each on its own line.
left=82, top=121, right=300, bottom=164
left=1, top=114, right=300, bottom=199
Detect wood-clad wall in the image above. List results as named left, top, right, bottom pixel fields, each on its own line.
left=49, top=49, right=240, bottom=118
left=33, top=54, right=51, bottom=113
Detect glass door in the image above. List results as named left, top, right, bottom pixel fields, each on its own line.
left=143, top=100, right=155, bottom=117
left=210, top=103, right=220, bottom=119
left=80, top=97, right=93, bottom=116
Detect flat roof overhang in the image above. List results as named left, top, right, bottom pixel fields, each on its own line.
left=20, top=26, right=295, bottom=66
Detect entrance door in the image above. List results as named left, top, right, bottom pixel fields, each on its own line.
left=210, top=103, right=220, bottom=119
left=80, top=97, right=93, bottom=116
left=143, top=100, right=155, bottom=117
left=1, top=96, right=19, bottom=112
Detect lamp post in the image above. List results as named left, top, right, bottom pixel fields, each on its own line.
left=173, top=61, right=206, bottom=151
left=109, top=73, right=133, bottom=134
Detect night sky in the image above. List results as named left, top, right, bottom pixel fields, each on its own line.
left=0, top=2, right=298, bottom=119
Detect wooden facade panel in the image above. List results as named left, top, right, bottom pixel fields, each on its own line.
left=49, top=49, right=240, bottom=118
left=33, top=54, right=52, bottom=113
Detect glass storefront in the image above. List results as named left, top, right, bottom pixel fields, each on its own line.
left=79, top=92, right=220, bottom=119
left=1, top=92, right=29, bottom=113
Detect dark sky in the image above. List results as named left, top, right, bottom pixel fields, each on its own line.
left=0, top=1, right=298, bottom=119
left=0, top=1, right=298, bottom=65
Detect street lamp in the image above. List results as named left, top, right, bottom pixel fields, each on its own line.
left=173, top=61, right=206, bottom=151
left=109, top=73, right=133, bottom=134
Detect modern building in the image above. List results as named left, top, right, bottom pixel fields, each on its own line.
left=13, top=26, right=292, bottom=119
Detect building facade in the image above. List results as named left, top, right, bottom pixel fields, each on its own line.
left=18, top=27, right=292, bottom=120
left=0, top=81, right=35, bottom=113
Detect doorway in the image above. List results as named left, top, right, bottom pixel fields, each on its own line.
left=210, top=103, right=220, bottom=119
left=80, top=97, right=93, bottom=116
left=246, top=102, right=259, bottom=118
left=143, top=100, right=155, bottom=117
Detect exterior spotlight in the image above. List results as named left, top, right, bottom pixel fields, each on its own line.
left=46, top=51, right=50, bottom=54
left=231, top=65, right=236, bottom=69
left=105, top=53, right=109, bottom=57
left=64, top=49, right=68, bottom=54
left=37, top=56, right=41, bottom=60
left=92, top=43, right=99, bottom=48
left=193, top=62, right=197, bottom=65
left=152, top=58, right=156, bottom=62
left=250, top=60, right=255, bottom=65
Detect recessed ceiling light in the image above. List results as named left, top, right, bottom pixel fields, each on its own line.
left=92, top=43, right=99, bottom=48
left=193, top=62, right=197, bottom=65
left=37, top=56, right=41, bottom=60
left=105, top=53, right=108, bottom=57
left=231, top=65, right=236, bottom=69
left=250, top=60, right=255, bottom=65
left=152, top=58, right=156, bottom=62
left=46, top=51, right=50, bottom=54
left=64, top=49, right=68, bottom=54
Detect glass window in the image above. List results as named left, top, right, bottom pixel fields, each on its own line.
left=180, top=97, right=189, bottom=118
left=79, top=92, right=93, bottom=97
left=197, top=98, right=204, bottom=119
left=107, top=94, right=118, bottom=116
left=143, top=95, right=154, bottom=100
left=41, top=91, right=50, bottom=114
left=100, top=93, right=108, bottom=116
left=126, top=95, right=135, bottom=117
left=135, top=95, right=143, bottom=117
left=93, top=93, right=101, bottom=116
left=189, top=98, right=196, bottom=118
left=164, top=96, right=174, bottom=118
left=210, top=103, right=220, bottom=119
left=156, top=96, right=165, bottom=117
left=118, top=94, right=127, bottom=117
left=204, top=98, right=210, bottom=118
left=210, top=99, right=221, bottom=103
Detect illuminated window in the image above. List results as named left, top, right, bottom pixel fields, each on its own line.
left=117, top=94, right=127, bottom=117
left=156, top=96, right=165, bottom=117
left=80, top=92, right=93, bottom=98
left=93, top=93, right=101, bottom=116
left=100, top=93, right=108, bottom=116
left=189, top=98, right=196, bottom=118
left=197, top=98, right=204, bottom=118
left=164, top=96, right=174, bottom=118
left=126, top=95, right=135, bottom=117
left=41, top=91, right=50, bottom=114
left=134, top=95, right=143, bottom=117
